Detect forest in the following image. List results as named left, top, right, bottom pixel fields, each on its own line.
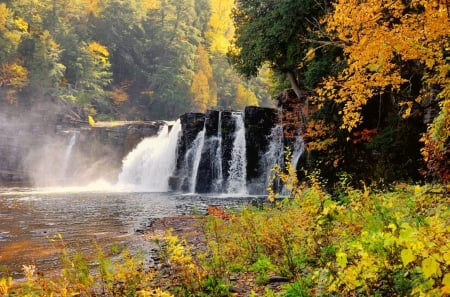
left=0, top=0, right=449, bottom=296
left=1, top=0, right=448, bottom=184
left=0, top=0, right=268, bottom=121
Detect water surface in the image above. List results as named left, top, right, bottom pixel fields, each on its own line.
left=0, top=187, right=262, bottom=277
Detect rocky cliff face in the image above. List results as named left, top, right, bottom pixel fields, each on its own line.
left=169, top=107, right=280, bottom=194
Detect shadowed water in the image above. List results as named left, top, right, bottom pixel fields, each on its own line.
left=0, top=187, right=263, bottom=278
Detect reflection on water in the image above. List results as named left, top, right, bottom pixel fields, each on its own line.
left=0, top=187, right=263, bottom=277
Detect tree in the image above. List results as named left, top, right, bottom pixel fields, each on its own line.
left=190, top=44, right=217, bottom=111
left=205, top=0, right=234, bottom=54
left=228, top=0, right=331, bottom=99
left=232, top=82, right=258, bottom=109
left=191, top=70, right=210, bottom=111
left=318, top=0, right=450, bottom=131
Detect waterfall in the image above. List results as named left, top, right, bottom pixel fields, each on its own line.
left=117, top=120, right=181, bottom=191
left=212, top=111, right=224, bottom=192
left=263, top=124, right=284, bottom=191
left=188, top=126, right=206, bottom=193
left=226, top=112, right=247, bottom=194
left=291, top=136, right=305, bottom=170
left=61, top=131, right=77, bottom=180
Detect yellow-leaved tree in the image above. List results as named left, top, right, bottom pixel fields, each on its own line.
left=0, top=3, right=29, bottom=103
left=205, top=0, right=234, bottom=55
left=318, top=0, right=450, bottom=131
left=232, top=83, right=258, bottom=109
left=191, top=45, right=218, bottom=112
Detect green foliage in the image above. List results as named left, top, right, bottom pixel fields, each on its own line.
left=228, top=0, right=334, bottom=96
left=196, top=160, right=450, bottom=296
left=1, top=0, right=270, bottom=119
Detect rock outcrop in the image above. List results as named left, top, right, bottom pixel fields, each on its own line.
left=0, top=104, right=164, bottom=186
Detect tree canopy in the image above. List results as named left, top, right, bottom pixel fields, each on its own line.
left=0, top=0, right=269, bottom=120
left=229, top=0, right=449, bottom=183
left=228, top=0, right=332, bottom=98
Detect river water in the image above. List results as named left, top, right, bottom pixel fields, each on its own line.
left=0, top=187, right=261, bottom=278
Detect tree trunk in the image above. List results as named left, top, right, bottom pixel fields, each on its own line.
left=286, top=70, right=305, bottom=99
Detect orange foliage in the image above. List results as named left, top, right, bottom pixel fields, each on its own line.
left=318, top=0, right=450, bottom=131
left=303, top=119, right=338, bottom=152
left=207, top=205, right=231, bottom=220
left=420, top=133, right=450, bottom=182
left=0, top=61, right=28, bottom=89
left=109, top=82, right=130, bottom=106
left=352, top=128, right=378, bottom=144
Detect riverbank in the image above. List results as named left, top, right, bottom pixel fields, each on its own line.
left=145, top=215, right=288, bottom=296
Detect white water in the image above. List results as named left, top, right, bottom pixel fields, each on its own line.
left=227, top=112, right=247, bottom=194
left=263, top=124, right=284, bottom=187
left=117, top=120, right=181, bottom=191
left=188, top=126, right=206, bottom=193
left=212, top=111, right=224, bottom=192
left=291, top=136, right=305, bottom=170
left=60, top=131, right=77, bottom=180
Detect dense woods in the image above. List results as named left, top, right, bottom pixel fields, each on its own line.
left=0, top=0, right=448, bottom=183
left=0, top=0, right=270, bottom=120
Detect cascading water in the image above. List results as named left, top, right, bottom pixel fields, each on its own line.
left=115, top=107, right=301, bottom=195
left=212, top=111, right=224, bottom=192
left=291, top=136, right=305, bottom=170
left=226, top=112, right=247, bottom=194
left=188, top=126, right=206, bottom=193
left=117, top=120, right=181, bottom=191
left=60, top=131, right=78, bottom=181
left=262, top=124, right=284, bottom=191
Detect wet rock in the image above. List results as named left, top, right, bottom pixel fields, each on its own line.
left=244, top=106, right=278, bottom=182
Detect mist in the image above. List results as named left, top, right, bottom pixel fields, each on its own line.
left=0, top=100, right=121, bottom=187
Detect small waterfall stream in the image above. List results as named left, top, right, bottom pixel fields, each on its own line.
left=60, top=131, right=78, bottom=181
left=189, top=127, right=206, bottom=193
left=226, top=112, right=247, bottom=194
left=212, top=111, right=224, bottom=192
left=262, top=124, right=284, bottom=191
left=291, top=136, right=305, bottom=170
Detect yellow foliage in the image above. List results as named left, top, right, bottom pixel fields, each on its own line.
left=319, top=0, right=450, bottom=131
left=233, top=83, right=258, bottom=109
left=0, top=3, right=11, bottom=32
left=0, top=276, right=12, bottom=295
left=14, top=17, right=28, bottom=32
left=88, top=115, right=95, bottom=126
left=206, top=0, right=234, bottom=54
left=82, top=0, right=102, bottom=16
left=86, top=41, right=110, bottom=64
left=191, top=45, right=218, bottom=111
left=143, top=0, right=161, bottom=10
left=191, top=70, right=210, bottom=112
left=0, top=61, right=29, bottom=89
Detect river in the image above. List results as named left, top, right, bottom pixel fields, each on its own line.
left=0, top=187, right=261, bottom=278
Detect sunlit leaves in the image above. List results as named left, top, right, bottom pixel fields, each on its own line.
left=401, top=248, right=416, bottom=266
left=319, top=0, right=450, bottom=131
left=191, top=45, right=218, bottom=112
left=206, top=0, right=234, bottom=54
left=233, top=83, right=258, bottom=109
left=86, top=41, right=109, bottom=65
